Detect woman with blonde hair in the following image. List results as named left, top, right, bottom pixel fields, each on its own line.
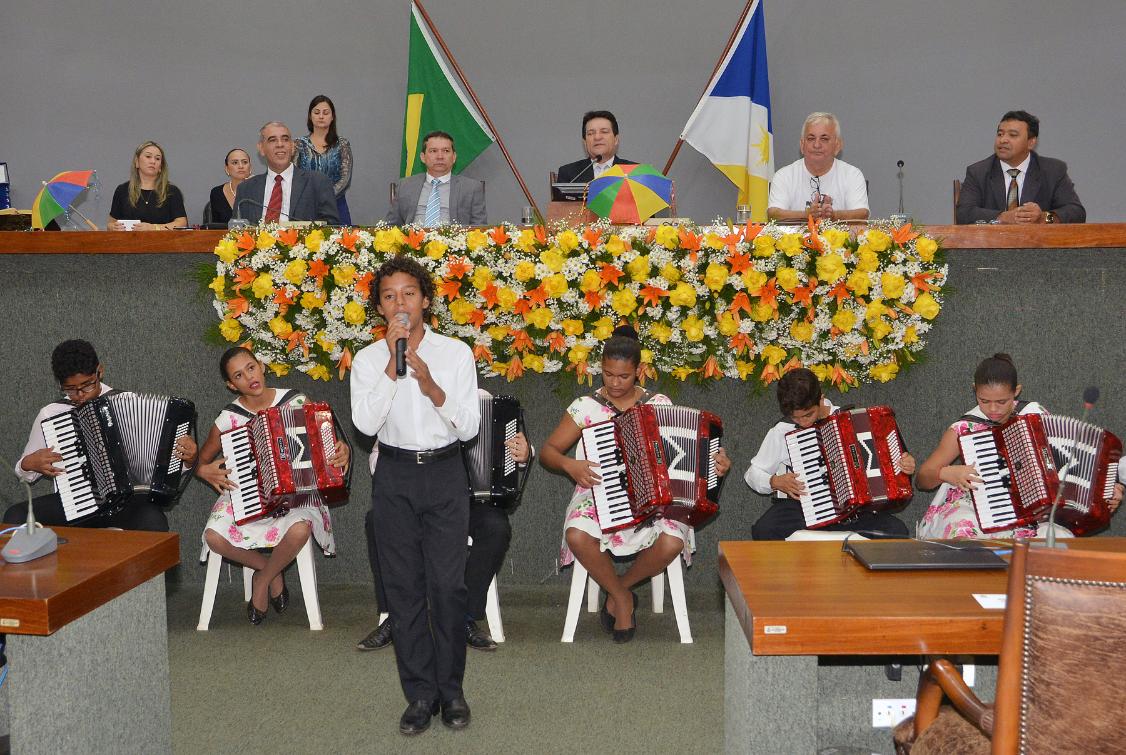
left=108, top=140, right=187, bottom=230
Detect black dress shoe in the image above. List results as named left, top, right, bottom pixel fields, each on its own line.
left=399, top=699, right=439, bottom=736
left=247, top=600, right=267, bottom=626
left=612, top=591, right=638, bottom=643
left=599, top=598, right=614, bottom=634
left=465, top=620, right=498, bottom=651
left=270, top=581, right=289, bottom=614
left=440, top=696, right=471, bottom=730
left=356, top=618, right=393, bottom=651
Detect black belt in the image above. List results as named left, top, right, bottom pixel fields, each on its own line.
left=378, top=441, right=461, bottom=465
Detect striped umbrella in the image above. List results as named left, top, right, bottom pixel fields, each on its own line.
left=32, top=170, right=97, bottom=229
left=585, top=164, right=672, bottom=224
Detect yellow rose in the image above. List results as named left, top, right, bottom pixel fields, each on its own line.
left=881, top=272, right=906, bottom=300
left=668, top=282, right=697, bottom=307
left=556, top=230, right=580, bottom=253
left=865, top=298, right=888, bottom=322
left=523, top=353, right=545, bottom=373
left=650, top=322, right=673, bottom=344
left=568, top=344, right=592, bottom=364
left=250, top=272, right=273, bottom=300
left=540, top=273, right=567, bottom=298
left=717, top=312, right=740, bottom=336
left=487, top=325, right=510, bottom=341
left=425, top=239, right=448, bottom=259
left=913, top=292, right=941, bottom=320
left=468, top=265, right=492, bottom=290
left=540, top=248, right=565, bottom=272
left=660, top=263, right=681, bottom=283
left=579, top=269, right=602, bottom=292
left=627, top=255, right=651, bottom=282
left=915, top=236, right=938, bottom=262
left=300, top=291, right=326, bottom=309
left=869, top=360, right=900, bottom=382
left=219, top=318, right=242, bottom=342
left=315, top=331, right=335, bottom=353
left=822, top=228, right=850, bottom=250
left=304, top=229, right=324, bottom=252
left=704, top=262, right=730, bottom=292
left=760, top=344, right=787, bottom=365
left=332, top=264, right=357, bottom=287
left=815, top=253, right=846, bottom=284
left=269, top=315, right=293, bottom=338
left=592, top=317, right=614, bottom=340
left=215, top=239, right=238, bottom=264
left=374, top=228, right=406, bottom=252
left=778, top=234, right=803, bottom=257
left=465, top=230, right=489, bottom=251
left=682, top=314, right=705, bottom=342
left=790, top=321, right=813, bottom=342
left=283, top=259, right=307, bottom=286
left=776, top=266, right=800, bottom=292
left=495, top=287, right=519, bottom=310
left=561, top=319, right=584, bottom=336
left=856, top=247, right=879, bottom=273
left=846, top=270, right=871, bottom=295
left=267, top=363, right=290, bottom=377
left=605, top=235, right=627, bottom=256
left=742, top=269, right=767, bottom=292
left=209, top=274, right=227, bottom=299
left=515, top=229, right=538, bottom=254
left=343, top=300, right=367, bottom=325
left=640, top=348, right=654, bottom=364
left=610, top=289, right=638, bottom=317
left=307, top=364, right=330, bottom=382
left=672, top=366, right=695, bottom=381
left=514, top=260, right=536, bottom=282
left=256, top=230, right=277, bottom=250
left=750, top=301, right=773, bottom=322
left=810, top=364, right=832, bottom=382
left=866, top=230, right=891, bottom=252
left=752, top=235, right=776, bottom=258
left=524, top=307, right=554, bottom=330
left=832, top=309, right=857, bottom=332
left=869, top=319, right=892, bottom=340
left=904, top=325, right=919, bottom=344
left=704, top=232, right=726, bottom=250
left=654, top=224, right=679, bottom=249
left=736, top=360, right=756, bottom=380
left=449, top=298, right=476, bottom=325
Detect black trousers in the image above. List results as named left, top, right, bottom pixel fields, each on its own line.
left=371, top=452, right=469, bottom=703
left=366, top=499, right=512, bottom=622
left=2, top=492, right=169, bottom=531
left=751, top=499, right=909, bottom=541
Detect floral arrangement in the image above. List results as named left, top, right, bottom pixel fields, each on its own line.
left=204, top=219, right=947, bottom=389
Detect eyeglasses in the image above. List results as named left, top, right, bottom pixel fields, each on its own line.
left=61, top=375, right=100, bottom=399
left=809, top=175, right=823, bottom=206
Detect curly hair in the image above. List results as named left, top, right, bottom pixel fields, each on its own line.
left=372, top=255, right=435, bottom=320
left=51, top=339, right=100, bottom=383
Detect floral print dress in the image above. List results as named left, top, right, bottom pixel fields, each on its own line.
left=918, top=402, right=1071, bottom=540
left=201, top=389, right=335, bottom=556
left=559, top=391, right=694, bottom=567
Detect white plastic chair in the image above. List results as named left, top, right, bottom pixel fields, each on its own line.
left=197, top=539, right=323, bottom=630
left=376, top=574, right=502, bottom=641
left=561, top=556, right=692, bottom=643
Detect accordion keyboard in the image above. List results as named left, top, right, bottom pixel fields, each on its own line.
left=43, top=413, right=98, bottom=522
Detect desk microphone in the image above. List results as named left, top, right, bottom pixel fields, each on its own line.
left=395, top=312, right=410, bottom=377
left=896, top=160, right=906, bottom=216
left=570, top=154, right=602, bottom=184
left=1, top=476, right=59, bottom=564
left=233, top=197, right=289, bottom=227
left=1044, top=386, right=1099, bottom=549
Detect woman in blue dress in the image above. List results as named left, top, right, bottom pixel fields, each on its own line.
left=294, top=94, right=353, bottom=224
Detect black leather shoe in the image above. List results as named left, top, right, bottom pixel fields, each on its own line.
left=465, top=620, right=498, bottom=651
left=270, top=580, right=289, bottom=614
left=440, top=696, right=471, bottom=730
left=599, top=598, right=614, bottom=634
left=399, top=700, right=439, bottom=736
left=612, top=591, right=638, bottom=643
left=247, top=600, right=267, bottom=626
left=357, top=618, right=393, bottom=651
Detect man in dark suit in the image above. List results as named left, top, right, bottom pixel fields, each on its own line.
left=553, top=110, right=637, bottom=201
left=233, top=121, right=339, bottom=224
left=385, top=131, right=486, bottom=226
left=956, top=110, right=1084, bottom=225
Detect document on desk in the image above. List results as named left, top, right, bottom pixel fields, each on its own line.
left=973, top=593, right=1006, bottom=609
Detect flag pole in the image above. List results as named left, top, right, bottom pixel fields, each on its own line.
left=662, top=0, right=756, bottom=175
left=413, top=0, right=544, bottom=223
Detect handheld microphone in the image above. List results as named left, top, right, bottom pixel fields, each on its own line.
left=1044, top=386, right=1099, bottom=548
left=395, top=312, right=409, bottom=377
left=896, top=160, right=906, bottom=216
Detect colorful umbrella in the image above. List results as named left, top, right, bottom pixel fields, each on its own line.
left=32, top=170, right=98, bottom=229
left=585, top=164, right=672, bottom=224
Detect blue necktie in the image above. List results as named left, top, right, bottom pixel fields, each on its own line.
left=425, top=178, right=441, bottom=226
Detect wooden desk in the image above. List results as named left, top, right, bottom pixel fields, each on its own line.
left=717, top=538, right=1126, bottom=754
left=0, top=527, right=179, bottom=754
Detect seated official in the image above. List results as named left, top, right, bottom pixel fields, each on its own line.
left=385, top=131, right=486, bottom=227
left=767, top=112, right=869, bottom=222
left=3, top=339, right=197, bottom=531
left=233, top=121, right=340, bottom=224
left=107, top=140, right=188, bottom=230
left=207, top=148, right=253, bottom=225
left=553, top=110, right=637, bottom=201
left=955, top=110, right=1085, bottom=225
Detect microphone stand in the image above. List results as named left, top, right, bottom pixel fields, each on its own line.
left=1, top=477, right=59, bottom=564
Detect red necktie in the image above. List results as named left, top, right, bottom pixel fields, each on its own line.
left=265, top=174, right=283, bottom=222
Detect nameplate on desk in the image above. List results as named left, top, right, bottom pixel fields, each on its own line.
left=763, top=625, right=788, bottom=634
left=1, top=617, right=21, bottom=628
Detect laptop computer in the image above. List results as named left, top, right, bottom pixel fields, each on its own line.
left=843, top=539, right=1008, bottom=571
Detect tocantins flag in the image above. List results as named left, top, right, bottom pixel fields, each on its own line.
left=399, top=1, right=495, bottom=177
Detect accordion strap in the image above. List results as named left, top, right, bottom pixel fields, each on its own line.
left=591, top=388, right=654, bottom=416
left=222, top=388, right=304, bottom=420
left=958, top=399, right=1031, bottom=427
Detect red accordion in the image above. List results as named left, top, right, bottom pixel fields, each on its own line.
left=580, top=404, right=723, bottom=533
left=221, top=401, right=350, bottom=525
left=784, top=406, right=913, bottom=528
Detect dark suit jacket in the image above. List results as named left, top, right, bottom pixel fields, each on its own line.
left=553, top=155, right=637, bottom=201
left=385, top=173, right=486, bottom=226
left=233, top=167, right=340, bottom=224
left=956, top=152, right=1085, bottom=224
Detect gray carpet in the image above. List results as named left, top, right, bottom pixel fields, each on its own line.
left=168, top=580, right=725, bottom=754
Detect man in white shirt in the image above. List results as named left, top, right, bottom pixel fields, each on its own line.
left=767, top=112, right=869, bottom=222
left=350, top=255, right=480, bottom=736
left=232, top=121, right=339, bottom=224
left=385, top=131, right=487, bottom=226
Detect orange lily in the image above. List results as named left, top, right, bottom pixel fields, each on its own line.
left=232, top=267, right=257, bottom=292
left=489, top=225, right=510, bottom=246
left=446, top=256, right=472, bottom=279
left=599, top=263, right=624, bottom=287
left=722, top=232, right=742, bottom=253
left=729, top=332, right=754, bottom=355
left=645, top=227, right=658, bottom=243
left=354, top=272, right=374, bottom=300
left=757, top=277, right=781, bottom=309
left=827, top=281, right=852, bottom=307
left=891, top=223, right=920, bottom=245
left=236, top=232, right=255, bottom=252
left=638, top=362, right=657, bottom=384
left=545, top=331, right=567, bottom=354
left=859, top=339, right=870, bottom=356
left=805, top=216, right=824, bottom=253
left=744, top=222, right=764, bottom=239
left=829, top=363, right=857, bottom=388
left=466, top=309, right=487, bottom=328
left=371, top=323, right=387, bottom=340
left=405, top=228, right=426, bottom=250
left=480, top=282, right=500, bottom=309
left=567, top=359, right=593, bottom=386
left=760, top=363, right=782, bottom=384
left=226, top=296, right=249, bottom=318
left=525, top=284, right=550, bottom=308
left=513, top=297, right=533, bottom=317
left=781, top=356, right=803, bottom=374
left=275, top=228, right=299, bottom=247
left=911, top=271, right=940, bottom=293
left=582, top=227, right=603, bottom=248
left=511, top=330, right=535, bottom=352
left=285, top=330, right=309, bottom=358
left=583, top=290, right=603, bottom=310
left=729, top=291, right=754, bottom=317
left=472, top=343, right=494, bottom=365
left=678, top=228, right=701, bottom=263
left=308, top=259, right=329, bottom=288
left=639, top=285, right=668, bottom=307
left=725, top=251, right=752, bottom=275
left=338, top=228, right=360, bottom=252
left=897, top=302, right=916, bottom=316
left=790, top=278, right=818, bottom=308
left=700, top=355, right=723, bottom=380
left=273, top=287, right=297, bottom=314
left=437, top=278, right=462, bottom=301
left=505, top=356, right=525, bottom=381
left=534, top=225, right=548, bottom=244
left=336, top=347, right=353, bottom=380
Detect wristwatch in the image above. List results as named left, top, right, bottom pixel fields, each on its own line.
left=1044, top=211, right=1057, bottom=224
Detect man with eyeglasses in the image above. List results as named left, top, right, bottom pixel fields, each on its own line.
left=2, top=339, right=196, bottom=531
left=767, top=112, right=869, bottom=222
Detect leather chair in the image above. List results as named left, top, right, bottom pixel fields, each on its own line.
left=893, top=542, right=1126, bottom=754
left=953, top=180, right=962, bottom=224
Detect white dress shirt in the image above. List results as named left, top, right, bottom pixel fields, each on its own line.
left=998, top=153, right=1031, bottom=203
left=351, top=327, right=479, bottom=472
left=16, top=383, right=113, bottom=483
left=260, top=163, right=295, bottom=220
left=743, top=398, right=839, bottom=498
